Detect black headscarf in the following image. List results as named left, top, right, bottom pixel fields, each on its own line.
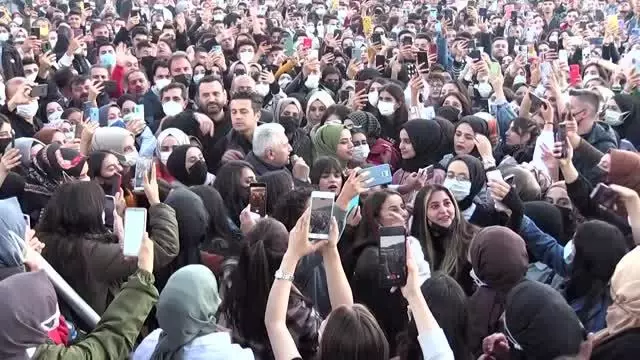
left=449, top=154, right=485, bottom=211
left=505, top=280, right=585, bottom=359
left=166, top=145, right=208, bottom=186
left=524, top=201, right=570, bottom=245
left=400, top=120, right=448, bottom=172
left=612, top=94, right=640, bottom=149
left=456, top=115, right=489, bottom=158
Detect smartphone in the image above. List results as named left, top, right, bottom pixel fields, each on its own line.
left=467, top=0, right=476, bottom=7
left=511, top=10, right=518, bottom=23
left=133, top=104, right=144, bottom=122
left=351, top=46, right=363, bottom=61
left=486, top=169, right=504, bottom=182
left=355, top=81, right=367, bottom=94
left=558, top=49, right=568, bottom=63
left=302, top=37, right=312, bottom=49
left=569, top=64, right=581, bottom=85
left=42, top=41, right=51, bottom=53
left=429, top=43, right=438, bottom=55
left=72, top=27, right=84, bottom=37
left=590, top=183, right=619, bottom=210
left=554, top=122, right=568, bottom=158
left=309, top=191, right=335, bottom=240
left=372, top=32, right=382, bottom=45
left=360, top=163, right=392, bottom=187
left=211, top=45, right=222, bottom=53
left=339, top=89, right=350, bottom=103
left=133, top=157, right=153, bottom=191
left=30, top=26, right=40, bottom=38
left=469, top=49, right=481, bottom=61
left=420, top=165, right=435, bottom=181
left=378, top=226, right=407, bottom=287
left=122, top=208, right=147, bottom=256
left=324, top=46, right=334, bottom=55
left=417, top=51, right=429, bottom=68
left=435, top=22, right=442, bottom=33
left=401, top=36, right=413, bottom=46
left=375, top=54, right=386, bottom=69
left=249, top=183, right=267, bottom=217
left=104, top=195, right=115, bottom=229
left=478, top=7, right=487, bottom=18
left=334, top=29, right=342, bottom=38
left=103, top=80, right=117, bottom=94
left=30, top=84, right=47, bottom=98
left=39, top=24, right=49, bottom=40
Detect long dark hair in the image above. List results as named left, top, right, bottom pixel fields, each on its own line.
left=397, top=272, right=472, bottom=360
left=213, top=160, right=255, bottom=226
left=219, top=218, right=298, bottom=356
left=310, top=156, right=344, bottom=186
left=257, top=170, right=294, bottom=216
left=189, top=185, right=242, bottom=254
left=565, top=220, right=629, bottom=326
left=38, top=181, right=116, bottom=302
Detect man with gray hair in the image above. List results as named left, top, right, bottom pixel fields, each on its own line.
left=245, top=123, right=309, bottom=182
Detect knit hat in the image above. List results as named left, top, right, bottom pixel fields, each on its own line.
left=505, top=280, right=585, bottom=359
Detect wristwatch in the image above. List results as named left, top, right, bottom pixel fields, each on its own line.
left=274, top=269, right=295, bottom=281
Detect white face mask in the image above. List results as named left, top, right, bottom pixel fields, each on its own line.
left=13, top=17, right=22, bottom=26
left=64, top=130, right=75, bottom=141
left=162, top=101, right=183, bottom=116
left=160, top=151, right=171, bottom=165
left=352, top=144, right=370, bottom=162
left=513, top=75, right=527, bottom=85
left=193, top=73, right=205, bottom=84
left=604, top=109, right=627, bottom=126
left=155, top=21, right=164, bottom=30
left=279, top=78, right=291, bottom=89
left=26, top=73, right=37, bottom=83
left=16, top=101, right=39, bottom=118
left=155, top=78, right=171, bottom=91
left=476, top=81, right=493, bottom=98
left=48, top=110, right=63, bottom=122
left=124, top=150, right=139, bottom=167
left=368, top=91, right=379, bottom=106
left=377, top=100, right=396, bottom=116
left=239, top=52, right=254, bottom=64
left=305, top=74, right=320, bottom=89
left=213, top=14, right=225, bottom=21
left=443, top=178, right=472, bottom=201
left=316, top=8, right=327, bottom=16
left=0, top=33, right=8, bottom=42
left=255, top=83, right=270, bottom=97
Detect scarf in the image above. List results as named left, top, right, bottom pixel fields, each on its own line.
left=312, top=124, right=348, bottom=167
left=150, top=265, right=221, bottom=360
left=24, top=143, right=86, bottom=196
left=400, top=120, right=448, bottom=172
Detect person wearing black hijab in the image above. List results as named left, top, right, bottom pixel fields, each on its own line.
left=165, top=145, right=212, bottom=187
left=440, top=116, right=491, bottom=167
left=609, top=94, right=640, bottom=149
left=444, top=154, right=524, bottom=230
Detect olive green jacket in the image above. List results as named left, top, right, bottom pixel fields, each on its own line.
left=34, top=270, right=158, bottom=360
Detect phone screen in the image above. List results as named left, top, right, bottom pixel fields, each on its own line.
left=309, top=192, right=335, bottom=240
left=355, top=81, right=367, bottom=94
left=401, top=36, right=413, bottom=46
left=339, top=89, right=350, bottom=103
left=123, top=208, right=147, bottom=256
left=379, top=226, right=407, bottom=287
left=417, top=51, right=429, bottom=67
left=30, top=84, right=48, bottom=98
left=372, top=32, right=382, bottom=45
left=104, top=195, right=115, bottom=229
left=555, top=123, right=568, bottom=158
left=590, top=183, right=619, bottom=210
left=133, top=157, right=153, bottom=190
left=249, top=183, right=267, bottom=217
left=375, top=54, right=386, bottom=69
left=361, top=163, right=392, bottom=187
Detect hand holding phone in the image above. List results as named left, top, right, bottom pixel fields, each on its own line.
left=249, top=183, right=267, bottom=217
left=309, top=191, right=335, bottom=241
left=378, top=226, right=407, bottom=287
left=590, top=183, right=619, bottom=211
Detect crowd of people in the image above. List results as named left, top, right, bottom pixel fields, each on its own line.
left=1, top=0, right=640, bottom=358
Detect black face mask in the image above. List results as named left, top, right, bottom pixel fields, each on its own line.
left=98, top=175, right=121, bottom=196
left=279, top=115, right=300, bottom=135
left=428, top=220, right=453, bottom=238
left=343, top=46, right=353, bottom=59
left=322, top=81, right=340, bottom=93
left=185, top=160, right=208, bottom=185
left=173, top=74, right=192, bottom=88
left=0, top=137, right=14, bottom=154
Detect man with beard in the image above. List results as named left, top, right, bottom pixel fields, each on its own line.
left=491, top=38, right=509, bottom=63
left=198, top=76, right=230, bottom=144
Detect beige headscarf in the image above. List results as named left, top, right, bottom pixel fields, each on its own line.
left=594, top=246, right=640, bottom=345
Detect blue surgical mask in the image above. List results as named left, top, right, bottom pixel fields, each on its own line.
left=100, top=53, right=116, bottom=67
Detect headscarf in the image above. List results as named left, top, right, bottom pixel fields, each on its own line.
left=24, top=143, right=87, bottom=196
left=448, top=154, right=485, bottom=211
left=6, top=138, right=44, bottom=167
left=312, top=124, right=348, bottom=167
left=346, top=111, right=381, bottom=139
left=400, top=120, right=448, bottom=172
left=468, top=226, right=528, bottom=353
left=608, top=149, right=640, bottom=194
left=273, top=97, right=303, bottom=124
left=155, top=128, right=191, bottom=158
left=150, top=265, right=221, bottom=360
left=368, top=138, right=401, bottom=171
left=593, top=247, right=640, bottom=346
left=0, top=271, right=58, bottom=360
left=524, top=201, right=570, bottom=245
left=33, top=128, right=61, bottom=145
left=456, top=116, right=489, bottom=157
left=304, top=90, right=335, bottom=130
left=505, top=280, right=585, bottom=359
left=0, top=197, right=26, bottom=280
left=612, top=94, right=640, bottom=149
left=166, top=145, right=208, bottom=186
left=90, top=127, right=134, bottom=155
